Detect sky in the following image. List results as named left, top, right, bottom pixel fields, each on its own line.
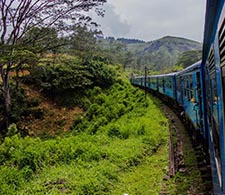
left=92, top=0, right=206, bottom=42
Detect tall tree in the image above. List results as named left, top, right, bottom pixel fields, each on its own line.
left=20, top=27, right=62, bottom=55
left=70, top=26, right=99, bottom=59
left=0, top=0, right=106, bottom=133
left=176, top=50, right=202, bottom=68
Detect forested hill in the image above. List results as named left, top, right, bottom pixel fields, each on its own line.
left=99, top=36, right=202, bottom=72
left=134, top=36, right=202, bottom=71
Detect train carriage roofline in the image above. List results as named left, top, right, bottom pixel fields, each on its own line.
left=177, top=61, right=202, bottom=75
left=134, top=72, right=177, bottom=79
left=134, top=75, right=145, bottom=79
left=146, top=72, right=177, bottom=78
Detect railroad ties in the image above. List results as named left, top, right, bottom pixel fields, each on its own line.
left=161, top=105, right=213, bottom=194
left=165, top=111, right=185, bottom=177
left=160, top=110, right=185, bottom=195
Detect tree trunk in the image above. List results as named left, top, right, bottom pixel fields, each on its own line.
left=1, top=68, right=11, bottom=134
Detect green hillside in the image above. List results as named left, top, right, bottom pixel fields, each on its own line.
left=99, top=36, right=202, bottom=72
left=134, top=36, right=202, bottom=71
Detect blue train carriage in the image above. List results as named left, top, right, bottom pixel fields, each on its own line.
left=177, top=61, right=205, bottom=134
left=131, top=76, right=145, bottom=87
left=148, top=75, right=158, bottom=91
left=203, top=1, right=225, bottom=192
left=131, top=75, right=158, bottom=91
left=157, top=73, right=177, bottom=101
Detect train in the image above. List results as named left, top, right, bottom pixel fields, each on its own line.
left=130, top=1, right=225, bottom=194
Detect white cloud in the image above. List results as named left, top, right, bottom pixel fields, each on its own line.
left=94, top=4, right=131, bottom=38
left=93, top=0, right=205, bottom=42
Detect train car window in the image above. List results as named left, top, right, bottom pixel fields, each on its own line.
left=158, top=78, right=161, bottom=87
left=148, top=77, right=151, bottom=87
left=222, top=66, right=225, bottom=97
left=164, top=78, right=171, bottom=89
left=190, top=75, right=194, bottom=100
left=185, top=75, right=190, bottom=100
left=164, top=78, right=167, bottom=88
left=206, top=68, right=212, bottom=125
left=169, top=78, right=172, bottom=89
left=151, top=78, right=156, bottom=89
left=187, top=77, right=190, bottom=100
left=184, top=76, right=187, bottom=97
left=153, top=78, right=156, bottom=86
left=176, top=77, right=179, bottom=91
left=176, top=76, right=181, bottom=92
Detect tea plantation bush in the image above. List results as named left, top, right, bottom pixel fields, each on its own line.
left=0, top=82, right=169, bottom=195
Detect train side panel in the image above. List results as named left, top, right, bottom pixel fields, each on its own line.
left=149, top=76, right=158, bottom=91
left=176, top=74, right=183, bottom=106
left=157, top=74, right=177, bottom=100
left=164, top=75, right=176, bottom=100
left=204, top=12, right=225, bottom=192
left=178, top=62, right=205, bottom=133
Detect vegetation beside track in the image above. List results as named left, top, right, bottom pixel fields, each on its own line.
left=0, top=82, right=169, bottom=195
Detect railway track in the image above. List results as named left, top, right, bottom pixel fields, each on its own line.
left=160, top=104, right=213, bottom=195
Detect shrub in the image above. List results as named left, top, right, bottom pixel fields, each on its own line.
left=7, top=123, right=18, bottom=137
left=27, top=97, right=41, bottom=107
left=23, top=57, right=116, bottom=102
left=108, top=126, right=121, bottom=138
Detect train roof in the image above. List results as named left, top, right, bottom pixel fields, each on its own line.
left=150, top=72, right=177, bottom=78
left=176, top=61, right=202, bottom=75
left=133, top=61, right=202, bottom=79
left=134, top=72, right=177, bottom=79
left=134, top=75, right=145, bottom=79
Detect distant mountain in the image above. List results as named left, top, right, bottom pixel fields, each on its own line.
left=97, top=36, right=202, bottom=72
left=117, top=38, right=145, bottom=44
left=125, top=36, right=202, bottom=71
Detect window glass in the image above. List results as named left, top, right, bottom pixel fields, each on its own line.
left=190, top=75, right=194, bottom=100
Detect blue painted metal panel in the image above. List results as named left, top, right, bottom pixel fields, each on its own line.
left=211, top=35, right=225, bottom=193
left=202, top=0, right=225, bottom=65
left=164, top=76, right=176, bottom=99
left=150, top=77, right=158, bottom=91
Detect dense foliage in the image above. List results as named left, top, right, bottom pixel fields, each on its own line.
left=0, top=82, right=169, bottom=195
left=175, top=50, right=202, bottom=68
left=23, top=55, right=116, bottom=101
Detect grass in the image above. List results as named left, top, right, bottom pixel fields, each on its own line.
left=0, top=82, right=169, bottom=195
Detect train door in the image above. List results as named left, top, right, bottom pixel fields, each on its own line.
left=163, top=78, right=165, bottom=93
left=176, top=75, right=182, bottom=104
left=196, top=72, right=203, bottom=131
left=148, top=77, right=151, bottom=88
left=180, top=76, right=184, bottom=105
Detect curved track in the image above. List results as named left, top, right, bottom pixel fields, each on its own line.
left=161, top=104, right=213, bottom=194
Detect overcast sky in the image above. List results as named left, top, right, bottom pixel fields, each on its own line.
left=92, top=0, right=206, bottom=42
